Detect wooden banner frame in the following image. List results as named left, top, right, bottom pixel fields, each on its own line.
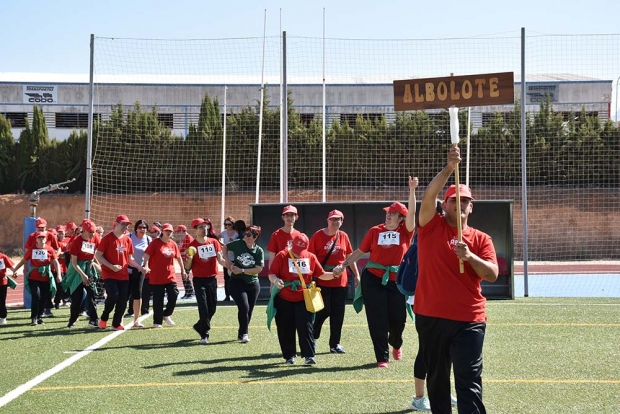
left=393, top=71, right=514, bottom=111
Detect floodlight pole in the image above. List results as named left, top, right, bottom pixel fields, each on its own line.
left=521, top=27, right=530, bottom=297
left=85, top=34, right=95, bottom=219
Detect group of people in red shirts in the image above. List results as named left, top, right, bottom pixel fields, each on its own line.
left=0, top=147, right=499, bottom=413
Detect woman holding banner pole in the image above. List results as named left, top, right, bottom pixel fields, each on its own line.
left=333, top=177, right=417, bottom=368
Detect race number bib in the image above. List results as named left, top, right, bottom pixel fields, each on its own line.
left=32, top=249, right=48, bottom=261
left=288, top=258, right=311, bottom=274
left=81, top=242, right=95, bottom=254
left=198, top=244, right=216, bottom=260
left=0, top=258, right=4, bottom=270
left=378, top=231, right=400, bottom=246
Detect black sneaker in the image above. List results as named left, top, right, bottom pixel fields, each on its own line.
left=37, top=318, right=44, bottom=325
left=30, top=318, right=37, bottom=326
left=42, top=310, right=54, bottom=318
left=88, top=320, right=99, bottom=328
left=285, top=357, right=296, bottom=365
left=330, top=345, right=346, bottom=354
left=304, top=357, right=317, bottom=365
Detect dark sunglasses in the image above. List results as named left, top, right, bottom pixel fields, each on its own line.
left=243, top=232, right=257, bottom=238
left=224, top=222, right=233, bottom=226
left=137, top=226, right=147, bottom=229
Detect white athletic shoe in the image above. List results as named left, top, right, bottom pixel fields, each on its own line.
left=0, top=318, right=7, bottom=325
left=163, top=316, right=175, bottom=326
left=153, top=324, right=163, bottom=328
left=240, top=334, right=250, bottom=343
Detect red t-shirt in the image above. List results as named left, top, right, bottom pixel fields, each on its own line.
left=56, top=238, right=70, bottom=273
left=96, top=232, right=134, bottom=281
left=0, top=254, right=15, bottom=286
left=308, top=229, right=353, bottom=288
left=25, top=231, right=60, bottom=251
left=188, top=238, right=221, bottom=278
left=70, top=235, right=99, bottom=261
left=24, top=245, right=57, bottom=282
left=179, top=234, right=195, bottom=261
left=414, top=213, right=498, bottom=323
left=270, top=249, right=325, bottom=302
left=359, top=223, right=413, bottom=282
left=267, top=228, right=301, bottom=255
left=145, top=238, right=180, bottom=285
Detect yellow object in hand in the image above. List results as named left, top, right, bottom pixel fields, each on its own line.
left=187, top=246, right=197, bottom=257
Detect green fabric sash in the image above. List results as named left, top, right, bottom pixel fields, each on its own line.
left=365, top=261, right=399, bottom=286
left=266, top=280, right=301, bottom=332
left=353, top=261, right=400, bottom=314
left=5, top=275, right=18, bottom=290
left=25, top=265, right=56, bottom=298
left=63, top=260, right=99, bottom=295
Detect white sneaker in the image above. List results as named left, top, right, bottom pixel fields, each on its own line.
left=153, top=324, right=163, bottom=328
left=199, top=338, right=208, bottom=345
left=0, top=318, right=6, bottom=325
left=133, top=321, right=144, bottom=328
left=240, top=334, right=250, bottom=343
left=410, top=396, right=431, bottom=412
left=163, top=316, right=175, bottom=326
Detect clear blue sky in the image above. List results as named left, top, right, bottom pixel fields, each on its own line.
left=1, top=0, right=619, bottom=74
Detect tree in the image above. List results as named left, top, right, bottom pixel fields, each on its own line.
left=0, top=115, right=17, bottom=193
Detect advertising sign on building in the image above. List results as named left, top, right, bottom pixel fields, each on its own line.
left=525, top=84, right=558, bottom=104
left=22, top=85, right=58, bottom=104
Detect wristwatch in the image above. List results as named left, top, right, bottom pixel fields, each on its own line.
left=241, top=268, right=245, bottom=274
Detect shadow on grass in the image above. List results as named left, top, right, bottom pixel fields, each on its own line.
left=141, top=352, right=380, bottom=381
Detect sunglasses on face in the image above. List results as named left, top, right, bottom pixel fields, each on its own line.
left=243, top=232, right=257, bottom=238
left=224, top=222, right=233, bottom=226
left=328, top=218, right=342, bottom=222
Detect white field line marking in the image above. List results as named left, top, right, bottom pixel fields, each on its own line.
left=0, top=312, right=151, bottom=409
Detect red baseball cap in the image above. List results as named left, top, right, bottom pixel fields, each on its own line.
left=150, top=225, right=161, bottom=233
left=443, top=184, right=474, bottom=201
left=115, top=215, right=132, bottom=224
left=383, top=201, right=408, bottom=216
left=162, top=223, right=174, bottom=231
left=66, top=221, right=78, bottom=230
left=191, top=218, right=205, bottom=228
left=35, top=231, right=47, bottom=239
left=82, top=220, right=96, bottom=233
left=48, top=228, right=57, bottom=236
left=282, top=205, right=298, bottom=216
left=327, top=210, right=344, bottom=220
left=55, top=225, right=66, bottom=232
left=35, top=218, right=47, bottom=228
left=176, top=224, right=187, bottom=232
left=291, top=233, right=309, bottom=255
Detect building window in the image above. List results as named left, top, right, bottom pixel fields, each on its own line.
left=55, top=113, right=100, bottom=128
left=157, top=113, right=173, bottom=129
left=1, top=112, right=28, bottom=128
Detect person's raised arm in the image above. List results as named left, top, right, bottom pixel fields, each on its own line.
left=419, top=146, right=461, bottom=227
left=405, top=176, right=418, bottom=232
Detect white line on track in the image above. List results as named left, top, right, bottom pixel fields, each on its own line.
left=0, top=312, right=151, bottom=409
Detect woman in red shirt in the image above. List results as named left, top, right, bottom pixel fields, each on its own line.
left=184, top=218, right=226, bottom=344
left=308, top=210, right=360, bottom=354
left=65, top=219, right=101, bottom=328
left=143, top=223, right=187, bottom=328
left=12, top=232, right=62, bottom=326
left=0, top=246, right=16, bottom=325
left=334, top=177, right=418, bottom=368
left=268, top=233, right=335, bottom=365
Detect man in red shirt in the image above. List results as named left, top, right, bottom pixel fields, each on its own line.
left=267, top=205, right=302, bottom=267
left=95, top=215, right=147, bottom=330
left=414, top=146, right=498, bottom=414
left=24, top=218, right=60, bottom=251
